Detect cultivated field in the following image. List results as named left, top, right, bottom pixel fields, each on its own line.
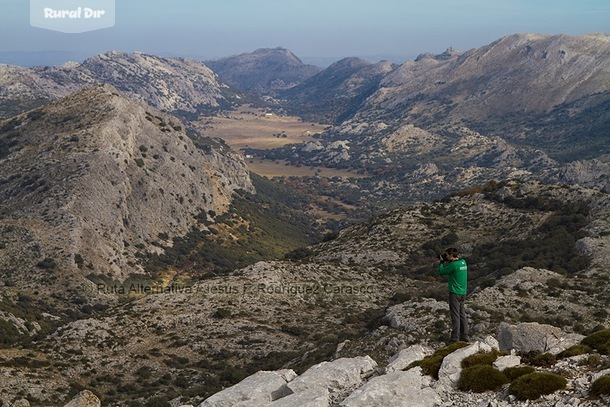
left=198, top=105, right=327, bottom=151
left=198, top=105, right=363, bottom=179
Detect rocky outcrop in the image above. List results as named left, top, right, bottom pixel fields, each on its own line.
left=384, top=345, right=432, bottom=373
left=196, top=330, right=610, bottom=407
left=1, top=180, right=608, bottom=405
left=438, top=337, right=498, bottom=385
left=498, top=322, right=584, bottom=355
left=198, top=370, right=296, bottom=407
left=286, top=356, right=377, bottom=402
left=493, top=352, right=522, bottom=371
left=339, top=368, right=439, bottom=407
left=63, top=391, right=100, bottom=407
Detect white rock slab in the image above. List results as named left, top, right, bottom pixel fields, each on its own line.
left=340, top=367, right=440, bottom=407
left=438, top=341, right=493, bottom=385
left=198, top=369, right=297, bottom=407
left=287, top=356, right=377, bottom=397
left=268, top=388, right=330, bottom=407
left=498, top=322, right=583, bottom=355
left=385, top=345, right=433, bottom=373
left=63, top=390, right=101, bottom=407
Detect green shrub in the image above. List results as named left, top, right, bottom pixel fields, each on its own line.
left=461, top=350, right=500, bottom=368
left=557, top=344, right=591, bottom=359
left=281, top=325, right=305, bottom=337
left=590, top=375, right=610, bottom=397
left=581, top=328, right=610, bottom=355
left=213, top=308, right=231, bottom=319
left=408, top=341, right=469, bottom=379
left=580, top=354, right=601, bottom=368
left=503, top=365, right=535, bottom=381
left=458, top=365, right=508, bottom=392
left=521, top=351, right=557, bottom=367
left=508, top=372, right=567, bottom=400
left=36, top=257, right=57, bottom=269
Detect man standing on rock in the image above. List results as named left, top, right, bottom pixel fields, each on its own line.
left=439, top=247, right=469, bottom=342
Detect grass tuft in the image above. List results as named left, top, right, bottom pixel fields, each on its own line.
left=458, top=365, right=508, bottom=392
left=590, top=375, right=610, bottom=397
left=508, top=372, right=567, bottom=400
left=503, top=365, right=535, bottom=381
left=581, top=328, right=610, bottom=355
left=461, top=350, right=501, bottom=368
left=557, top=344, right=591, bottom=359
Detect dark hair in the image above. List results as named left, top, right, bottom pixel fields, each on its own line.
left=445, top=247, right=459, bottom=257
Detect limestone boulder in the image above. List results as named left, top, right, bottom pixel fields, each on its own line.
left=198, top=370, right=296, bottom=407
left=493, top=353, right=521, bottom=371
left=287, top=356, right=377, bottom=400
left=385, top=345, right=433, bottom=373
left=438, top=341, right=494, bottom=385
left=340, top=367, right=440, bottom=407
left=497, top=322, right=584, bottom=355
left=268, top=388, right=330, bottom=407
left=63, top=391, right=101, bottom=407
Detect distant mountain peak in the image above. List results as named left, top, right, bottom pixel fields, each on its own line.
left=205, top=47, right=322, bottom=94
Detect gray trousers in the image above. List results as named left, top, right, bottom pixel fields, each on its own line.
left=449, top=292, right=469, bottom=341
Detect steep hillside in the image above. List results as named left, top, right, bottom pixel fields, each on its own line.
left=0, top=51, right=242, bottom=120
left=0, top=84, right=252, bottom=295
left=358, top=33, right=610, bottom=159
left=252, top=34, right=610, bottom=208
left=280, top=57, right=396, bottom=123
left=205, top=47, right=321, bottom=95
left=1, top=181, right=607, bottom=405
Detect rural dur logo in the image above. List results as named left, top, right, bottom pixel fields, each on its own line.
left=30, top=0, right=115, bottom=33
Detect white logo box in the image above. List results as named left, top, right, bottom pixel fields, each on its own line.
left=30, top=0, right=115, bottom=33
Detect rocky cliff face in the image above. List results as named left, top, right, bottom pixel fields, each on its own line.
left=0, top=51, right=241, bottom=119
left=205, top=47, right=322, bottom=95
left=0, top=85, right=252, bottom=289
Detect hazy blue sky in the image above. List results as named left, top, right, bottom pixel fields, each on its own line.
left=1, top=0, right=609, bottom=65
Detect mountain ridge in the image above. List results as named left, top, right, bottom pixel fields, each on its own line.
left=0, top=84, right=252, bottom=293
left=0, top=51, right=242, bottom=120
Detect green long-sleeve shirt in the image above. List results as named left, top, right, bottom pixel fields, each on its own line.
left=439, top=258, right=468, bottom=295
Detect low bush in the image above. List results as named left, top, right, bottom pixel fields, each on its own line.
left=461, top=350, right=500, bottom=368
left=521, top=351, right=557, bottom=367
left=458, top=365, right=508, bottom=392
left=590, top=375, right=610, bottom=397
left=508, top=372, right=567, bottom=400
left=581, top=328, right=610, bottom=355
left=213, top=308, right=231, bottom=319
left=503, top=365, right=535, bottom=381
left=557, top=344, right=591, bottom=359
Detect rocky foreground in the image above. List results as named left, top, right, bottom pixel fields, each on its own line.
left=3, top=323, right=608, bottom=407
